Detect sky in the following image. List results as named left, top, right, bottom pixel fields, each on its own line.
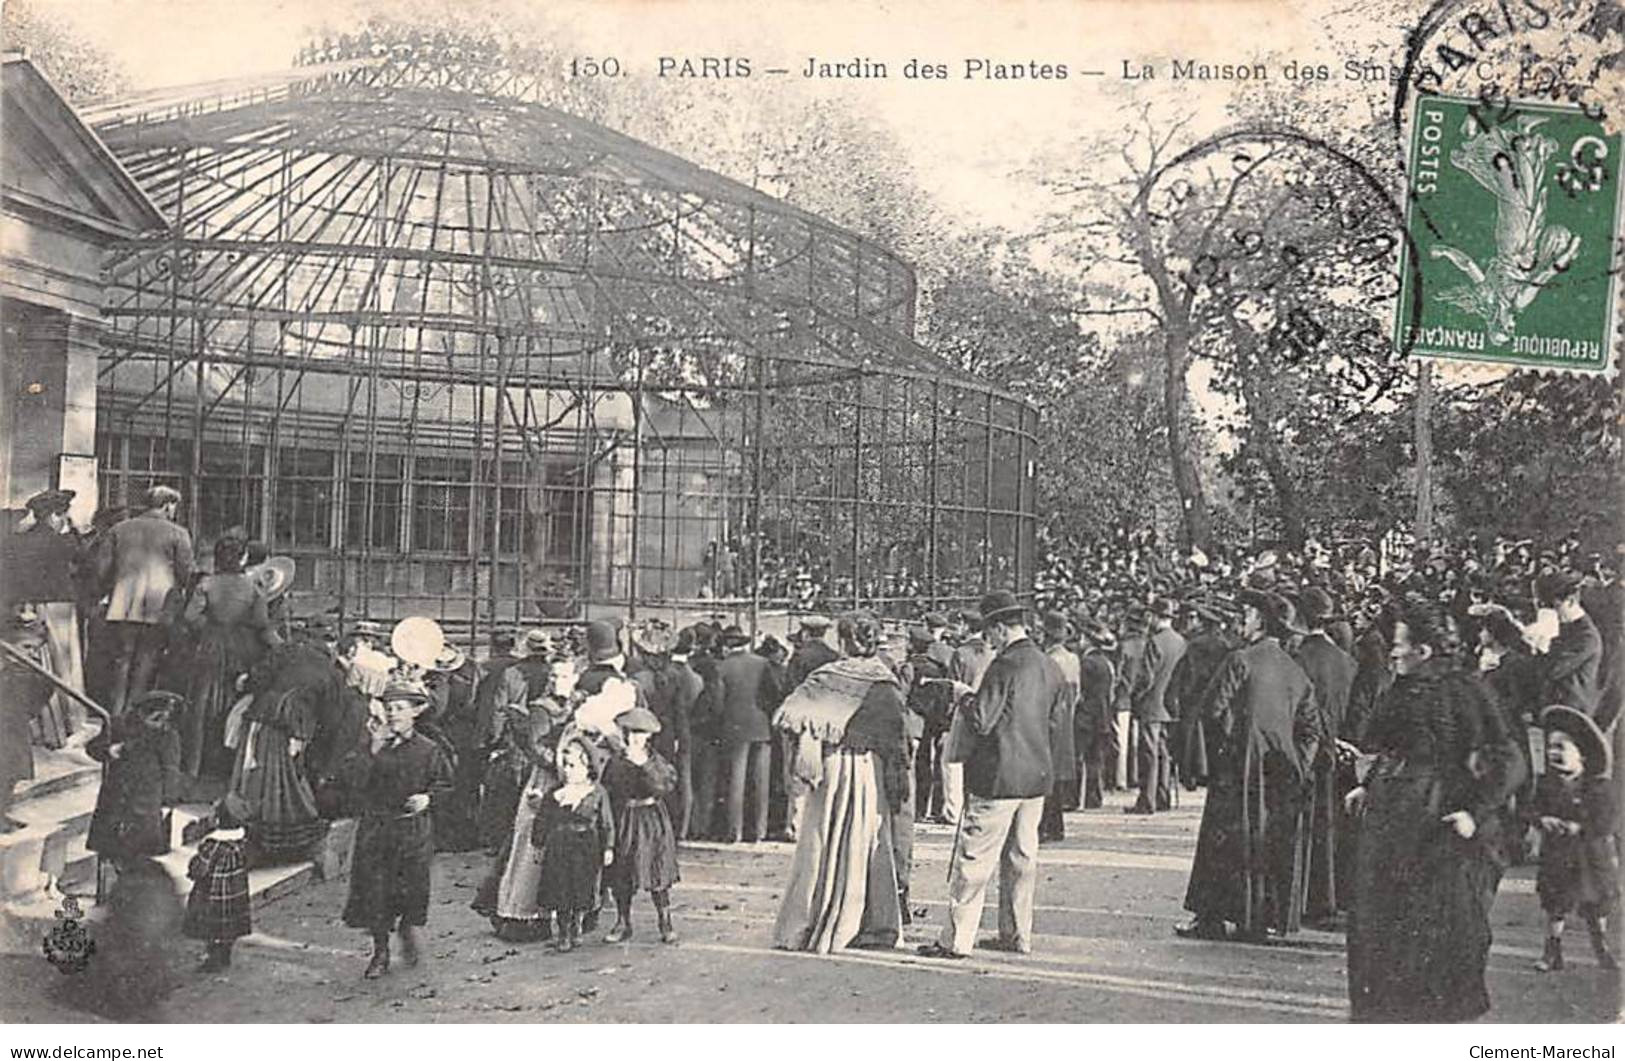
left=27, top=0, right=1408, bottom=238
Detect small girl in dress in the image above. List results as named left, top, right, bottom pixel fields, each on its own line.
left=184, top=793, right=252, bottom=971
left=532, top=734, right=614, bottom=952
left=1531, top=705, right=1619, bottom=972
left=601, top=708, right=681, bottom=944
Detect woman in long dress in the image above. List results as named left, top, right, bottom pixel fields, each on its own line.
left=472, top=695, right=565, bottom=942
left=181, top=537, right=280, bottom=779
left=1344, top=599, right=1524, bottom=1022
left=230, top=654, right=326, bottom=865
left=772, top=612, right=908, bottom=953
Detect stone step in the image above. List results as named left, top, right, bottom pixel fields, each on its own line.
left=12, top=747, right=101, bottom=804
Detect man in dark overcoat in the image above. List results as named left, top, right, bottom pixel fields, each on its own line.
left=1128, top=598, right=1186, bottom=814
left=1177, top=590, right=1321, bottom=942
left=1074, top=619, right=1117, bottom=810
left=715, top=625, right=781, bottom=842
left=1292, top=587, right=1357, bottom=923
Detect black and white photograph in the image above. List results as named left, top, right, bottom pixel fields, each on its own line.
left=0, top=0, right=1621, bottom=1037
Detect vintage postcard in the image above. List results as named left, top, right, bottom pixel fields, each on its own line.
left=0, top=0, right=1620, bottom=1038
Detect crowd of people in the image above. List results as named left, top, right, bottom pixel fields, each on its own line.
left=4, top=481, right=1620, bottom=1023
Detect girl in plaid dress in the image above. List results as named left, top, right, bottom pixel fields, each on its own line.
left=184, top=794, right=252, bottom=971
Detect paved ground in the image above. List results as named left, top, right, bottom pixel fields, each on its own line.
left=5, top=787, right=1619, bottom=1024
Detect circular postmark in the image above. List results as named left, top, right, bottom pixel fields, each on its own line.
left=1140, top=125, right=1427, bottom=417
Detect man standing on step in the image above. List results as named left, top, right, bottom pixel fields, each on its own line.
left=98, top=485, right=192, bottom=715
left=920, top=590, right=1069, bottom=959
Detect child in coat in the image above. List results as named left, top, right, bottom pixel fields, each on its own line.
left=601, top=707, right=681, bottom=943
left=185, top=793, right=252, bottom=971
left=532, top=734, right=614, bottom=952
left=1531, top=705, right=1619, bottom=971
left=340, top=680, right=454, bottom=979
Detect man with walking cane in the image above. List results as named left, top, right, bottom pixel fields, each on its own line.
left=918, top=590, right=1071, bottom=959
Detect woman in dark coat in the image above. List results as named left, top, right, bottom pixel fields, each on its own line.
left=86, top=692, right=183, bottom=862
left=341, top=680, right=453, bottom=978
left=230, top=665, right=325, bottom=866
left=1344, top=600, right=1524, bottom=1022
left=181, top=537, right=280, bottom=779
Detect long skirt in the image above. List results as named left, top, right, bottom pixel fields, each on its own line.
left=473, top=771, right=551, bottom=931
left=344, top=813, right=434, bottom=931
left=182, top=635, right=245, bottom=779
left=231, top=721, right=324, bottom=864
left=1348, top=770, right=1497, bottom=1022
left=26, top=602, right=83, bottom=747
left=772, top=748, right=902, bottom=954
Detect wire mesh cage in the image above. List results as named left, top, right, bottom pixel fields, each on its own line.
left=85, top=32, right=1039, bottom=638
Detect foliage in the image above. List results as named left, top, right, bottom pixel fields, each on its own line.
left=2, top=0, right=132, bottom=104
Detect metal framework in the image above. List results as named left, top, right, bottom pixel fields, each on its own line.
left=86, top=31, right=1038, bottom=637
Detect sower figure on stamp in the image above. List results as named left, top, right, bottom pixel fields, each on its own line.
left=919, top=590, right=1070, bottom=960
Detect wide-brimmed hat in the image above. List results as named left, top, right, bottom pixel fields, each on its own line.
left=585, top=620, right=620, bottom=661
left=798, top=614, right=832, bottom=632
left=352, top=620, right=387, bottom=638
left=956, top=608, right=982, bottom=627
left=978, top=590, right=1026, bottom=626
left=1148, top=598, right=1178, bottom=620
left=618, top=707, right=662, bottom=735
left=431, top=644, right=467, bottom=672
left=719, top=624, right=751, bottom=648
left=631, top=620, right=674, bottom=656
left=1042, top=609, right=1072, bottom=636
left=246, top=556, right=296, bottom=601
left=25, top=489, right=74, bottom=515
left=1541, top=704, right=1611, bottom=777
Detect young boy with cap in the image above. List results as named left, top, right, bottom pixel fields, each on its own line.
left=601, top=707, right=681, bottom=943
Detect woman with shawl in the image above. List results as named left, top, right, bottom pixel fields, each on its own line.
left=771, top=612, right=908, bottom=953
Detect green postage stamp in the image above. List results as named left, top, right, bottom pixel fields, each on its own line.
left=1397, top=95, right=1622, bottom=373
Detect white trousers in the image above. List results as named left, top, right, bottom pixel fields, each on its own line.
left=938, top=794, right=1044, bottom=955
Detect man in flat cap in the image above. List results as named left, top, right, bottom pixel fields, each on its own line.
left=4, top=488, right=89, bottom=743
left=1127, top=598, right=1186, bottom=815
left=98, top=485, right=193, bottom=714
left=1178, top=590, right=1320, bottom=942
left=921, top=590, right=1071, bottom=959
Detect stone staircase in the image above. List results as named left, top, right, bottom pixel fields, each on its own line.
left=1, top=746, right=351, bottom=953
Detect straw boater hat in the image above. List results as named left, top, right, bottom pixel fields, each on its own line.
left=246, top=556, right=296, bottom=601
left=431, top=643, right=467, bottom=672
left=799, top=614, right=833, bottom=632
left=1541, top=705, right=1611, bottom=777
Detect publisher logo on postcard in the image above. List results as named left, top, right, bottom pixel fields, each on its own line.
left=1398, top=95, right=1621, bottom=373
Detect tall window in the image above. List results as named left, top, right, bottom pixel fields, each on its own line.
left=99, top=433, right=191, bottom=511
left=345, top=451, right=404, bottom=551
left=197, top=442, right=265, bottom=540
left=274, top=447, right=334, bottom=548
left=412, top=454, right=472, bottom=553
left=478, top=456, right=528, bottom=555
